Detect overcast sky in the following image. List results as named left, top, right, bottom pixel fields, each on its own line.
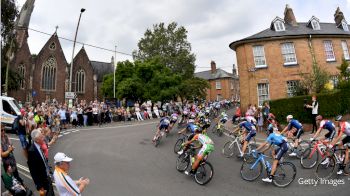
left=17, top=0, right=350, bottom=73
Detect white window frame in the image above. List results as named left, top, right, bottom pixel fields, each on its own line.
left=324, top=40, right=336, bottom=61
left=342, top=20, right=349, bottom=31
left=257, top=83, right=270, bottom=107
left=252, top=45, right=267, bottom=68
left=216, top=94, right=222, bottom=101
left=330, top=75, right=339, bottom=88
left=281, top=42, right=297, bottom=65
left=311, top=20, right=320, bottom=30
left=216, top=81, right=221, bottom=90
left=341, top=41, right=350, bottom=60
left=286, top=80, right=299, bottom=97
left=274, top=21, right=285, bottom=32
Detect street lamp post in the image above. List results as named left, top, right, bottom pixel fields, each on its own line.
left=69, top=8, right=86, bottom=93
left=114, top=45, right=117, bottom=98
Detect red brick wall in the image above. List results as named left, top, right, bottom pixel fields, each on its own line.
left=206, top=78, right=236, bottom=101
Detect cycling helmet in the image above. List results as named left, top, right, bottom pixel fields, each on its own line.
left=315, top=115, right=323, bottom=121
left=335, top=115, right=343, bottom=121
left=190, top=113, right=196, bottom=119
left=193, top=125, right=201, bottom=133
left=286, top=115, right=293, bottom=119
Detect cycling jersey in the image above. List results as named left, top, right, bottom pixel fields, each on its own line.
left=193, top=134, right=214, bottom=145
left=186, top=123, right=199, bottom=133
left=170, top=113, right=178, bottom=123
left=267, top=123, right=277, bottom=135
left=287, top=119, right=303, bottom=130
left=339, top=122, right=350, bottom=136
left=193, top=134, right=214, bottom=157
left=239, top=121, right=256, bottom=132
left=319, top=120, right=336, bottom=132
left=160, top=117, right=170, bottom=126
left=266, top=133, right=287, bottom=146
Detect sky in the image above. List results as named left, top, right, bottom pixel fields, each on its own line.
left=16, top=0, right=350, bottom=73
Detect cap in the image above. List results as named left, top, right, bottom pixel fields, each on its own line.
left=286, top=115, right=293, bottom=119
left=54, top=152, right=73, bottom=163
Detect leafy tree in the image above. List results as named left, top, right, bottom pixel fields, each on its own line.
left=1, top=0, right=20, bottom=93
left=296, top=62, right=330, bottom=95
left=336, top=58, right=350, bottom=89
left=133, top=22, right=196, bottom=78
left=179, top=78, right=210, bottom=101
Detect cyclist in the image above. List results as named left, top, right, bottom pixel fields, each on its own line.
left=266, top=113, right=278, bottom=136
left=169, top=112, right=179, bottom=131
left=182, top=129, right=214, bottom=176
left=281, top=115, right=304, bottom=157
left=232, top=119, right=257, bottom=158
left=152, top=116, right=171, bottom=142
left=329, top=115, right=350, bottom=175
left=254, top=128, right=288, bottom=183
left=310, top=115, right=336, bottom=142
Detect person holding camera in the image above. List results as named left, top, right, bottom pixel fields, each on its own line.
left=306, top=95, right=319, bottom=134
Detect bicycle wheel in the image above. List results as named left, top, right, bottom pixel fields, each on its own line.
left=240, top=159, right=262, bottom=181
left=300, top=147, right=319, bottom=169
left=154, top=135, right=161, bottom=147
left=176, top=153, right=190, bottom=172
left=174, top=138, right=184, bottom=154
left=222, top=141, right=239, bottom=158
left=315, top=156, right=336, bottom=179
left=273, top=162, right=296, bottom=188
left=194, top=161, right=214, bottom=185
left=218, top=128, right=223, bottom=137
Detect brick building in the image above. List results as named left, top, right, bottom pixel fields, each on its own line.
left=229, top=5, right=350, bottom=110
left=8, top=0, right=113, bottom=103
left=195, top=61, right=239, bottom=102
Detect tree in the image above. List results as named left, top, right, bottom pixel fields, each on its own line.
left=296, top=62, right=330, bottom=95
left=336, top=58, right=350, bottom=89
left=133, top=22, right=196, bottom=78
left=1, top=0, right=20, bottom=93
left=178, top=78, right=210, bottom=101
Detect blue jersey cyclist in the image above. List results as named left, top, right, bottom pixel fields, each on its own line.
left=178, top=121, right=200, bottom=141
left=232, top=119, right=257, bottom=158
left=254, top=128, right=288, bottom=183
left=311, top=115, right=336, bottom=142
left=152, top=116, right=171, bottom=142
left=281, top=115, right=304, bottom=157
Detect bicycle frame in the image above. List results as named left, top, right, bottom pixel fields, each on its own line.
left=307, top=140, right=328, bottom=159
left=249, top=153, right=269, bottom=171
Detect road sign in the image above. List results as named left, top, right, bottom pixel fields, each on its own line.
left=65, top=92, right=77, bottom=99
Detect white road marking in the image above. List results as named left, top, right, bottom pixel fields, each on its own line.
left=58, top=135, right=63, bottom=138
left=63, top=132, right=70, bottom=135
left=71, top=130, right=79, bottom=133
left=78, top=121, right=157, bottom=131
left=9, top=137, right=20, bottom=141
left=17, top=163, right=30, bottom=173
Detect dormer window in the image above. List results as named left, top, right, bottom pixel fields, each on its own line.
left=274, top=21, right=285, bottom=31
left=341, top=20, right=349, bottom=31
left=311, top=20, right=320, bottom=30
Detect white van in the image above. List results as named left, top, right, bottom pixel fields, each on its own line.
left=0, top=96, right=21, bottom=131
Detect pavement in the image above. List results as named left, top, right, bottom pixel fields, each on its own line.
left=2, top=117, right=349, bottom=196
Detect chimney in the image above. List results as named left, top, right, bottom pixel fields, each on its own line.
left=334, top=7, right=345, bottom=27
left=211, top=61, right=217, bottom=73
left=284, top=4, right=298, bottom=26
left=232, top=64, right=237, bottom=76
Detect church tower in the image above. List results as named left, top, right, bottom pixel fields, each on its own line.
left=15, top=0, right=35, bottom=48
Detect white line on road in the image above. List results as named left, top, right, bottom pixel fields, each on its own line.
left=9, top=137, right=20, bottom=141
left=71, top=130, right=79, bottom=133
left=63, top=132, right=70, bottom=135
left=58, top=135, right=63, bottom=138
left=17, top=163, right=30, bottom=173
left=78, top=121, right=157, bottom=131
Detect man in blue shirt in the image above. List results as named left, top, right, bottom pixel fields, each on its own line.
left=255, top=128, right=288, bottom=183
left=232, top=119, right=256, bottom=158
left=281, top=115, right=304, bottom=157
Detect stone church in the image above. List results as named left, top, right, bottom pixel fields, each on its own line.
left=9, top=0, right=114, bottom=103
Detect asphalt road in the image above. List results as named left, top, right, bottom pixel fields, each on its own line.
left=4, top=120, right=349, bottom=196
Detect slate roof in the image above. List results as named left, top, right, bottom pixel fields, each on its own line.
left=90, top=61, right=114, bottom=82
left=230, top=22, right=350, bottom=50
left=195, top=68, right=233, bottom=80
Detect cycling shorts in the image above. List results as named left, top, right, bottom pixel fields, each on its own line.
left=275, top=141, right=288, bottom=160
left=292, top=128, right=304, bottom=139
left=170, top=119, right=177, bottom=124
left=220, top=119, right=227, bottom=124
left=159, top=124, right=169, bottom=130
left=245, top=130, right=256, bottom=142
left=325, top=129, right=336, bottom=140
left=198, top=144, right=214, bottom=157
left=342, top=136, right=350, bottom=146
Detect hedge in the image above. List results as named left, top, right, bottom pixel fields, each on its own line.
left=269, top=88, right=350, bottom=125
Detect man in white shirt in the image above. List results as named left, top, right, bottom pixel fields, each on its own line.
left=53, top=152, right=90, bottom=196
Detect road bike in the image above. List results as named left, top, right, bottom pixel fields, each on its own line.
left=240, top=152, right=296, bottom=187
left=174, top=133, right=189, bottom=154
left=153, top=126, right=168, bottom=147
left=315, top=144, right=350, bottom=179
left=176, top=144, right=214, bottom=185
left=300, top=139, right=328, bottom=169
left=284, top=137, right=310, bottom=159
left=222, top=130, right=257, bottom=158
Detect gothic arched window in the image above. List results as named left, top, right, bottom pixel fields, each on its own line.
left=76, top=69, right=85, bottom=93
left=18, top=64, right=25, bottom=89
left=41, top=57, right=57, bottom=91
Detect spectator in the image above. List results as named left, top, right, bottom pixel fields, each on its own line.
left=306, top=95, right=319, bottom=134
left=2, top=161, right=32, bottom=196
left=70, top=107, right=78, bottom=128
left=135, top=104, right=143, bottom=121
left=27, top=129, right=55, bottom=196
left=17, top=109, right=29, bottom=159
left=257, top=107, right=264, bottom=133
left=53, top=152, right=90, bottom=196
left=263, top=102, right=270, bottom=123
left=232, top=106, right=241, bottom=124
left=77, top=105, right=84, bottom=127
left=153, top=105, right=160, bottom=118
left=58, top=106, right=67, bottom=129
left=1, top=125, right=24, bottom=186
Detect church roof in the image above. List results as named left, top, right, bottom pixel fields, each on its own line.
left=90, top=61, right=114, bottom=82
left=195, top=69, right=233, bottom=80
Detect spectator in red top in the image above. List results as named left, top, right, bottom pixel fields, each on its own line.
left=232, top=106, right=241, bottom=124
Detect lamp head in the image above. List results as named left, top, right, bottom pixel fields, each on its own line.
left=81, top=8, right=86, bottom=13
